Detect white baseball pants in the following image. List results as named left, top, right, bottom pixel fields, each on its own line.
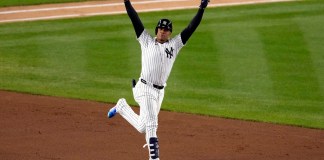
left=116, top=80, right=164, bottom=152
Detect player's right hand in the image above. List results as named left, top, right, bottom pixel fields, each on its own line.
left=199, top=0, right=209, bottom=9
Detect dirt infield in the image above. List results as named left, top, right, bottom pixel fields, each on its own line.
left=1, top=90, right=324, bottom=160
left=0, top=0, right=295, bottom=23
left=1, top=0, right=324, bottom=159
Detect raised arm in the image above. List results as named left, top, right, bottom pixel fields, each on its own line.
left=180, top=0, right=209, bottom=45
left=124, top=0, right=144, bottom=38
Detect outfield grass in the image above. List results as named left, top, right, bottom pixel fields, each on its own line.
left=0, top=0, right=91, bottom=7
left=1, top=0, right=323, bottom=129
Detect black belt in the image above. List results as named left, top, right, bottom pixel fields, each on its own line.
left=141, top=79, right=164, bottom=90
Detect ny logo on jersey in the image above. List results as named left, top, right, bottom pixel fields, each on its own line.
left=165, top=47, right=174, bottom=59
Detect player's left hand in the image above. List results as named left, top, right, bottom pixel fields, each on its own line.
left=200, top=0, right=209, bottom=9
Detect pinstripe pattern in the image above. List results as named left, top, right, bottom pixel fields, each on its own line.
left=118, top=82, right=164, bottom=141
left=109, top=1, right=207, bottom=159
left=139, top=29, right=184, bottom=86
left=116, top=29, right=182, bottom=160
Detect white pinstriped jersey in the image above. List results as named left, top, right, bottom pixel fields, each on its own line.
left=138, top=29, right=184, bottom=86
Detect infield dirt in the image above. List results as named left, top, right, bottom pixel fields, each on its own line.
left=1, top=90, right=323, bottom=160
left=0, top=0, right=294, bottom=23
left=1, top=0, right=324, bottom=159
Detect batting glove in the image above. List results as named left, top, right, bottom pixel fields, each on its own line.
left=200, top=0, right=209, bottom=9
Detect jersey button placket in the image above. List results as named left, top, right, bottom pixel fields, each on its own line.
left=160, top=43, right=166, bottom=84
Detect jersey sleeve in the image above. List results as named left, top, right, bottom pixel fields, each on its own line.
left=174, top=34, right=185, bottom=51
left=125, top=0, right=144, bottom=38
left=180, top=8, right=205, bottom=45
left=137, top=29, right=154, bottom=48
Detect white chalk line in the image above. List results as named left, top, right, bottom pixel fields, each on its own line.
left=0, top=0, right=189, bottom=15
left=0, top=0, right=296, bottom=23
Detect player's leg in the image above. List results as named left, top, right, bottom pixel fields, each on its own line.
left=156, top=89, right=164, bottom=114
left=133, top=82, right=161, bottom=159
left=139, top=96, right=160, bottom=160
left=140, top=97, right=158, bottom=141
left=115, top=98, right=146, bottom=133
left=148, top=91, right=163, bottom=160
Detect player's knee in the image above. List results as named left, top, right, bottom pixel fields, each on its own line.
left=135, top=123, right=146, bottom=133
left=137, top=127, right=145, bottom=133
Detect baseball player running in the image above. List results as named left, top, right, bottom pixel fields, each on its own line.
left=107, top=0, right=209, bottom=159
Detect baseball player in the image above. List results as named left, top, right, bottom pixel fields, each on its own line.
left=107, top=0, right=209, bottom=159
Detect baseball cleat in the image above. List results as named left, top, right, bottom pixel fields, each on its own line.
left=107, top=107, right=117, bottom=118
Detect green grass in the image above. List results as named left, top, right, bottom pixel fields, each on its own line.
left=0, top=0, right=94, bottom=7
left=1, top=0, right=324, bottom=129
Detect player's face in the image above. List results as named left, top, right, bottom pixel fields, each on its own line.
left=156, top=28, right=171, bottom=43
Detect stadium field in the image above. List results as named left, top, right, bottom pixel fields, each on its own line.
left=0, top=0, right=323, bottom=129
